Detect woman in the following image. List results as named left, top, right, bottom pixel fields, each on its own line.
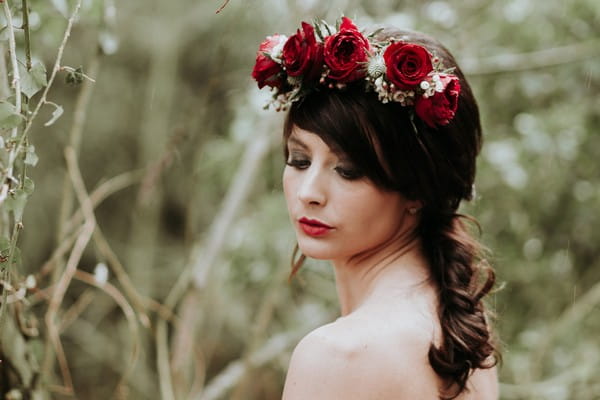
left=252, top=17, right=499, bottom=399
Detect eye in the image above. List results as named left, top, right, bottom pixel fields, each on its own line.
left=335, top=165, right=364, bottom=180
left=286, top=154, right=310, bottom=169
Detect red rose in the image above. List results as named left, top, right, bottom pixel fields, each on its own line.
left=415, top=75, right=461, bottom=128
left=384, top=42, right=433, bottom=90
left=323, top=17, right=372, bottom=83
left=282, top=22, right=323, bottom=82
left=252, top=35, right=286, bottom=89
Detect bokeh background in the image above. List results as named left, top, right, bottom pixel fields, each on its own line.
left=1, top=0, right=599, bottom=399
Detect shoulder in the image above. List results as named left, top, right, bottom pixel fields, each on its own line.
left=459, top=365, right=499, bottom=400
left=282, top=315, right=442, bottom=400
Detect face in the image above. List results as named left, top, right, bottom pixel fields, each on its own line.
left=283, top=126, right=419, bottom=263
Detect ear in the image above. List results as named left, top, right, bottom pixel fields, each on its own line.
left=406, top=200, right=423, bottom=215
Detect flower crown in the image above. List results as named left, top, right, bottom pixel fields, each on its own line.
left=251, top=17, right=461, bottom=128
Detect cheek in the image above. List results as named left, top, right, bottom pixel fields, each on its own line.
left=344, top=191, right=405, bottom=233
left=282, top=167, right=295, bottom=206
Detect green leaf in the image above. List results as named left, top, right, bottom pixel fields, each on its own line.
left=0, top=25, right=9, bottom=42
left=5, top=189, right=28, bottom=221
left=323, top=20, right=334, bottom=36
left=24, top=145, right=38, bottom=166
left=19, top=62, right=47, bottom=98
left=312, top=19, right=325, bottom=42
left=0, top=237, right=10, bottom=253
left=0, top=102, right=24, bottom=130
left=23, top=177, right=35, bottom=195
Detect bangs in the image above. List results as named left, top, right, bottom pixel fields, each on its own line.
left=283, top=87, right=403, bottom=191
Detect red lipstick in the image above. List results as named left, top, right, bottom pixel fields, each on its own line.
left=298, top=217, right=333, bottom=237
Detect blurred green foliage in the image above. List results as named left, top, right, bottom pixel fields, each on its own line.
left=0, top=0, right=598, bottom=399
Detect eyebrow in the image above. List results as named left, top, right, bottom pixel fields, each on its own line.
left=287, top=133, right=351, bottom=162
left=287, top=135, right=309, bottom=150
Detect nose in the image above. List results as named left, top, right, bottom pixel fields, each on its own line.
left=297, top=166, right=327, bottom=206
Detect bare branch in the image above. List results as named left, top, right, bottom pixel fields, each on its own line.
left=73, top=270, right=140, bottom=396
left=43, top=145, right=96, bottom=390
left=215, top=0, right=230, bottom=14
left=462, top=39, right=600, bottom=76
left=197, top=331, right=302, bottom=400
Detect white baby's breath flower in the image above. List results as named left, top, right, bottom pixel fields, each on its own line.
left=420, top=81, right=431, bottom=90
left=25, top=275, right=36, bottom=289
left=435, top=80, right=444, bottom=92
left=393, top=91, right=406, bottom=103
left=94, top=262, right=109, bottom=285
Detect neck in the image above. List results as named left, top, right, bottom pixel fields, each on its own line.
left=332, top=232, right=431, bottom=316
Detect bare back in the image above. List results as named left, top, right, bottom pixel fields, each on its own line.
left=282, top=297, right=498, bottom=400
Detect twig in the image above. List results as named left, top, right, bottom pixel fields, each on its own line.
left=22, top=0, right=32, bottom=71
left=156, top=131, right=274, bottom=400
left=215, top=0, right=230, bottom=14
left=92, top=227, right=151, bottom=327
left=462, top=38, right=600, bottom=76
left=0, top=223, right=22, bottom=335
left=43, top=146, right=96, bottom=390
left=60, top=65, right=97, bottom=83
left=58, top=289, right=96, bottom=333
left=192, top=132, right=272, bottom=288
left=0, top=0, right=23, bottom=205
left=0, top=0, right=24, bottom=332
left=62, top=318, right=156, bottom=398
left=73, top=270, right=140, bottom=395
left=13, top=0, right=83, bottom=173
left=137, top=126, right=187, bottom=206
left=38, top=169, right=143, bottom=279
left=229, top=267, right=287, bottom=400
left=2, top=1, right=21, bottom=130
left=63, top=169, right=144, bottom=235
left=0, top=43, right=10, bottom=99
left=197, top=331, right=303, bottom=400
left=56, top=55, right=100, bottom=242
left=38, top=225, right=82, bottom=279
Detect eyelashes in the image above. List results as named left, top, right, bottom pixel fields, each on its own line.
left=285, top=158, right=310, bottom=169
left=285, top=153, right=364, bottom=181
left=334, top=166, right=364, bottom=180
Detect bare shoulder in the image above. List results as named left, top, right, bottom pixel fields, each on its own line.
left=459, top=365, right=499, bottom=400
left=282, top=314, right=441, bottom=400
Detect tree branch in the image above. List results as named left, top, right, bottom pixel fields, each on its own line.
left=462, top=38, right=600, bottom=76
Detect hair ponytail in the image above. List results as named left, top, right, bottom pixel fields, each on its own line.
left=421, top=211, right=497, bottom=399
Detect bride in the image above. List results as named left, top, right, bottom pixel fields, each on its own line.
left=252, top=16, right=499, bottom=399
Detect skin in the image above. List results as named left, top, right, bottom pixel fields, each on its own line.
left=281, top=126, right=498, bottom=400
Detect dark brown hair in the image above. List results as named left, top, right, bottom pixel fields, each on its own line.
left=283, top=28, right=498, bottom=399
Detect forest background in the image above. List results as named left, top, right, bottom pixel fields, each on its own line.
left=0, top=0, right=598, bottom=399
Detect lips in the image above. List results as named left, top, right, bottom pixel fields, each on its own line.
left=298, top=217, right=333, bottom=237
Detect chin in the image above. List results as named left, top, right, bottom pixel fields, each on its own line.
left=297, top=238, right=340, bottom=261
